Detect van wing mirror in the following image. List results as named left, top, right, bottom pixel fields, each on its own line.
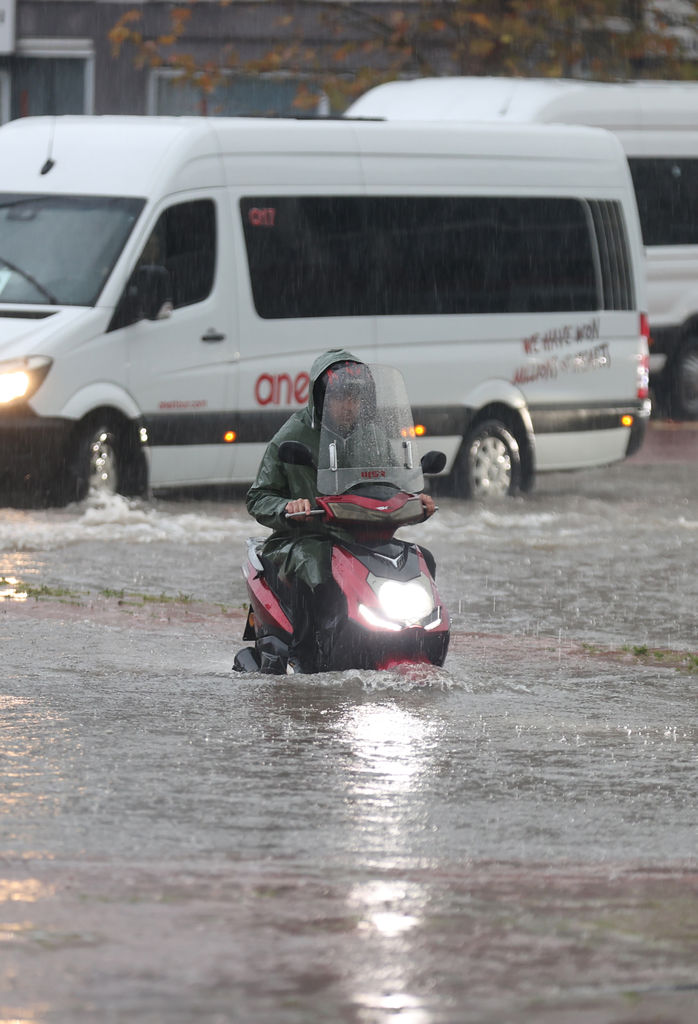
left=421, top=450, right=447, bottom=475
left=131, top=264, right=173, bottom=321
left=279, top=440, right=315, bottom=467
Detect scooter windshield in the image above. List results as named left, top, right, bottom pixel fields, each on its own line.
left=316, top=362, right=425, bottom=495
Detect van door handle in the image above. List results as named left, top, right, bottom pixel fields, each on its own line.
left=201, top=328, right=226, bottom=343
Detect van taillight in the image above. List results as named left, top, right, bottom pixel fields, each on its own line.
left=640, top=313, right=650, bottom=347
left=637, top=353, right=649, bottom=399
left=637, top=314, right=650, bottom=399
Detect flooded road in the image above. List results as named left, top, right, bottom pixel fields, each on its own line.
left=1, top=422, right=697, bottom=1023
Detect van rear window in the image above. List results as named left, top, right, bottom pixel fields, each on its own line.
left=628, top=158, right=698, bottom=246
left=241, top=195, right=606, bottom=320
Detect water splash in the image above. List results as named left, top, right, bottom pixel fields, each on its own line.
left=0, top=492, right=251, bottom=551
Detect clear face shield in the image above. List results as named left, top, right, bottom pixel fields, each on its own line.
left=316, top=362, right=425, bottom=496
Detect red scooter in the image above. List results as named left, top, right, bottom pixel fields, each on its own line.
left=233, top=364, right=450, bottom=674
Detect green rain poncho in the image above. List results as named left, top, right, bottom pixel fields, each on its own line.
left=246, top=348, right=361, bottom=589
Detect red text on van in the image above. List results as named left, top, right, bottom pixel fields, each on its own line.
left=248, top=207, right=276, bottom=227
left=255, top=372, right=309, bottom=406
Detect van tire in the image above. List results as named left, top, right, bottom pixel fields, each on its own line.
left=58, top=416, right=146, bottom=505
left=457, top=420, right=521, bottom=500
left=671, top=337, right=698, bottom=420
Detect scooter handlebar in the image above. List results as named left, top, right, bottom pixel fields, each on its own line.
left=285, top=497, right=437, bottom=522
left=284, top=508, right=327, bottom=519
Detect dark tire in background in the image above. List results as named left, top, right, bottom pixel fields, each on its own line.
left=670, top=337, right=698, bottom=420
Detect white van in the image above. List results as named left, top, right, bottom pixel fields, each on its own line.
left=347, top=76, right=698, bottom=419
left=0, top=114, right=648, bottom=503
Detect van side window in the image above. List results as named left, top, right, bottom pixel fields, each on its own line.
left=241, top=196, right=601, bottom=319
left=160, top=200, right=216, bottom=307
left=110, top=199, right=216, bottom=330
left=588, top=201, right=635, bottom=311
left=628, top=158, right=698, bottom=246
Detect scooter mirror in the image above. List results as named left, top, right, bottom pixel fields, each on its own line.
left=279, top=440, right=315, bottom=467
left=421, top=450, right=447, bottom=475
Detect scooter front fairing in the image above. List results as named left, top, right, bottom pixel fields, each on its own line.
left=327, top=535, right=450, bottom=670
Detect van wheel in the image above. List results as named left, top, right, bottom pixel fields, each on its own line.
left=458, top=420, right=521, bottom=500
left=59, top=417, right=145, bottom=505
left=671, top=338, right=698, bottom=420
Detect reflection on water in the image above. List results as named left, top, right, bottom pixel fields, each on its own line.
left=354, top=990, right=431, bottom=1024
left=0, top=1017, right=45, bottom=1024
left=0, top=575, right=27, bottom=600
left=343, top=703, right=431, bottom=790
left=342, top=704, right=428, bottom=1005
left=351, top=879, right=421, bottom=937
left=340, top=701, right=439, bottom=868
left=0, top=878, right=54, bottom=903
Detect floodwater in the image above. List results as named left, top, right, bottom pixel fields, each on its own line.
left=1, top=423, right=697, bottom=1023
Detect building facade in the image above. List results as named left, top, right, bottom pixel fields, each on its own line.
left=0, top=0, right=360, bottom=121
left=2, top=0, right=697, bottom=123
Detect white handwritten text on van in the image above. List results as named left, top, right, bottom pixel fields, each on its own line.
left=513, top=343, right=611, bottom=386
left=522, top=316, right=600, bottom=356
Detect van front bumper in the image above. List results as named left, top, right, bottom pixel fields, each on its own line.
left=0, top=409, right=73, bottom=483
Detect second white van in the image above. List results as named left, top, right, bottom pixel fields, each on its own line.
left=347, top=76, right=698, bottom=419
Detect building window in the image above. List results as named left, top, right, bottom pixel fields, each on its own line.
left=0, top=40, right=94, bottom=122
left=11, top=57, right=85, bottom=117
left=148, top=70, right=329, bottom=117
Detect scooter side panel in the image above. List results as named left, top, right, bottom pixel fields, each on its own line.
left=246, top=569, right=293, bottom=636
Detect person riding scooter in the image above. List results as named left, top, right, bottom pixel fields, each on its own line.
left=246, top=349, right=435, bottom=672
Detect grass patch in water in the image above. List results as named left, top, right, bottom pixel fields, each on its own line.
left=4, top=578, right=243, bottom=625
left=26, top=583, right=77, bottom=599
left=4, top=578, right=210, bottom=610
left=2, top=576, right=81, bottom=603
left=580, top=641, right=698, bottom=673
left=99, top=588, right=194, bottom=605
left=622, top=644, right=697, bottom=673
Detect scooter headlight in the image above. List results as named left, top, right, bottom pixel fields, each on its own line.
left=0, top=356, right=52, bottom=405
left=377, top=578, right=435, bottom=626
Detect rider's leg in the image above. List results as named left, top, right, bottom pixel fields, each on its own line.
left=286, top=577, right=316, bottom=672
left=287, top=578, right=342, bottom=673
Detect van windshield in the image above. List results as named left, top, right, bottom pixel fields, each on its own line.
left=0, top=194, right=145, bottom=306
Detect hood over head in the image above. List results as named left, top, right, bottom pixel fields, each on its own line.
left=307, top=348, right=362, bottom=427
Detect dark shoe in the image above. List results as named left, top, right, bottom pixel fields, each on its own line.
left=257, top=635, right=290, bottom=674
left=233, top=647, right=261, bottom=673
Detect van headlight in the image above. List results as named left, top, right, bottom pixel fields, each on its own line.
left=0, top=356, right=52, bottom=405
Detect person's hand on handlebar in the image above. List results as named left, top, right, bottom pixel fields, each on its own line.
left=419, top=493, right=436, bottom=519
left=285, top=498, right=313, bottom=517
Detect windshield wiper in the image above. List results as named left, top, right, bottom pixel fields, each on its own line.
left=0, top=255, right=59, bottom=305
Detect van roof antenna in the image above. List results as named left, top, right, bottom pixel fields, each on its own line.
left=40, top=118, right=56, bottom=175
